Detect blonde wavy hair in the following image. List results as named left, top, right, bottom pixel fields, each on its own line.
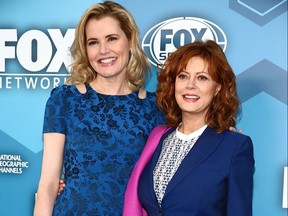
left=156, top=40, right=240, bottom=133
left=66, top=1, right=150, bottom=91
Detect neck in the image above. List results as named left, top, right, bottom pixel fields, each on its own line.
left=179, top=116, right=206, bottom=135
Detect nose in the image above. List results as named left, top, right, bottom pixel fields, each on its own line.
left=100, top=43, right=110, bottom=55
left=186, top=77, right=196, bottom=89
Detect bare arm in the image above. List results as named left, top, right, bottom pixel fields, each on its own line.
left=34, top=133, right=65, bottom=216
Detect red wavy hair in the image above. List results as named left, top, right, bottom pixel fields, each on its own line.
left=156, top=40, right=239, bottom=132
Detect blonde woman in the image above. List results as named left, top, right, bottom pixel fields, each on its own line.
left=34, top=1, right=165, bottom=215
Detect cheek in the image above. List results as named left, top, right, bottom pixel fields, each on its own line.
left=118, top=39, right=131, bottom=55
left=205, top=87, right=218, bottom=102
left=174, top=86, right=183, bottom=102
left=174, top=80, right=182, bottom=92
left=175, top=94, right=182, bottom=109
left=123, top=51, right=130, bottom=63
left=120, top=45, right=130, bottom=61
left=86, top=47, right=97, bottom=61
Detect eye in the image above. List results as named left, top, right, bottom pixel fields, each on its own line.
left=177, top=73, right=188, bottom=80
left=108, top=36, right=118, bottom=42
left=198, top=75, right=209, bottom=81
left=87, top=40, right=98, bottom=46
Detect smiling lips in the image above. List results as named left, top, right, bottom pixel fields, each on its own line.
left=183, top=94, right=200, bottom=101
left=99, top=57, right=117, bottom=64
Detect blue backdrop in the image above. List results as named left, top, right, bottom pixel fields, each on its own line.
left=0, top=0, right=287, bottom=215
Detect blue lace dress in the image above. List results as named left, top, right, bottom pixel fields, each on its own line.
left=43, top=83, right=165, bottom=216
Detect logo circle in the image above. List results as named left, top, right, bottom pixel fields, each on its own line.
left=142, top=17, right=227, bottom=66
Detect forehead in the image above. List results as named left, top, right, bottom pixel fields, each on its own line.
left=85, top=16, right=124, bottom=37
left=184, top=57, right=209, bottom=73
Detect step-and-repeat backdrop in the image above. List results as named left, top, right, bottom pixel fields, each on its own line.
left=0, top=0, right=287, bottom=215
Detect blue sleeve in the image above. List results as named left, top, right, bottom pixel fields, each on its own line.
left=227, top=135, right=255, bottom=216
left=43, top=86, right=67, bottom=134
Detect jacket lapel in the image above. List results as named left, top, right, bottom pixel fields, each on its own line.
left=164, top=127, right=224, bottom=197
left=146, top=128, right=175, bottom=204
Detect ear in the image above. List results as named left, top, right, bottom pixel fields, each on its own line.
left=214, top=84, right=221, bottom=96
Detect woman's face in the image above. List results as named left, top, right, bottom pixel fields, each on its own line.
left=85, top=16, right=130, bottom=81
left=175, top=56, right=221, bottom=120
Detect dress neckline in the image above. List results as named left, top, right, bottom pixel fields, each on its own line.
left=84, top=82, right=138, bottom=98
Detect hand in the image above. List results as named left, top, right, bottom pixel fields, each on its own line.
left=57, top=178, right=66, bottom=195
left=229, top=126, right=242, bottom=134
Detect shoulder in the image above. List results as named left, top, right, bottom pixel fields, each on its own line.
left=218, top=129, right=254, bottom=155
left=142, top=90, right=157, bottom=106
left=137, top=88, right=147, bottom=99
left=222, top=129, right=252, bottom=143
left=205, top=127, right=253, bottom=149
left=144, top=90, right=156, bottom=100
left=135, top=89, right=157, bottom=107
left=134, top=88, right=156, bottom=101
left=45, top=84, right=79, bottom=106
left=206, top=127, right=251, bottom=141
left=49, top=84, right=77, bottom=97
left=221, top=130, right=255, bottom=172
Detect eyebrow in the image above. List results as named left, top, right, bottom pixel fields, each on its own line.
left=197, top=71, right=209, bottom=74
left=105, top=34, right=119, bottom=38
left=86, top=34, right=119, bottom=42
left=181, top=70, right=209, bottom=74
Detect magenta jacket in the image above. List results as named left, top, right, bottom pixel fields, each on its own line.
left=123, top=125, right=171, bottom=216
